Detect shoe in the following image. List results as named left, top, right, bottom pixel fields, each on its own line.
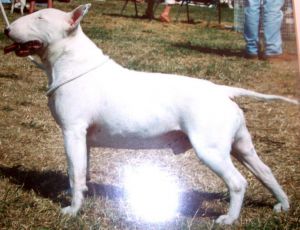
left=244, top=53, right=258, bottom=60
left=263, top=53, right=297, bottom=62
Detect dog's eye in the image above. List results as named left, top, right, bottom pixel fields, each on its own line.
left=37, top=16, right=44, bottom=20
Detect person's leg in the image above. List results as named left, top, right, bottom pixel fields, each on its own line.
left=144, top=0, right=155, bottom=18
left=160, top=0, right=175, bottom=23
left=47, top=0, right=53, bottom=8
left=29, top=0, right=35, bottom=13
left=263, top=0, right=284, bottom=56
left=29, top=0, right=52, bottom=14
left=244, top=0, right=261, bottom=56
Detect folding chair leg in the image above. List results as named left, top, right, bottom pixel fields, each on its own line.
left=186, top=0, right=190, bottom=23
left=176, top=0, right=185, bottom=22
left=217, top=0, right=221, bottom=24
left=176, top=0, right=192, bottom=23
left=134, top=0, right=138, bottom=17
left=121, top=0, right=129, bottom=15
left=121, top=0, right=139, bottom=17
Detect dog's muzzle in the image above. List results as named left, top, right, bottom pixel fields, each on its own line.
left=4, top=40, right=43, bottom=57
left=4, top=28, right=43, bottom=57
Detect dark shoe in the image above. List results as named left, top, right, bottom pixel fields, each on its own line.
left=263, top=53, right=297, bottom=62
left=244, top=53, right=258, bottom=60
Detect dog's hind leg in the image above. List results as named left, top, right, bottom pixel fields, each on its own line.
left=232, top=122, right=290, bottom=213
left=20, top=3, right=24, bottom=15
left=61, top=125, right=88, bottom=216
left=188, top=134, right=248, bottom=225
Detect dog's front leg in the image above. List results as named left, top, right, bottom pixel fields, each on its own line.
left=61, top=126, right=88, bottom=216
left=20, top=3, right=24, bottom=15
left=10, top=0, right=15, bottom=14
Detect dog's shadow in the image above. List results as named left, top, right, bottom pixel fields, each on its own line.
left=0, top=165, right=271, bottom=218
left=173, top=42, right=245, bottom=58
left=0, top=165, right=70, bottom=204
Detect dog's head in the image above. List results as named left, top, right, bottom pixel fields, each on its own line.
left=4, top=4, right=91, bottom=57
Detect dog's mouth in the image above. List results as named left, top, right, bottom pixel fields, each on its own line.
left=4, top=40, right=43, bottom=57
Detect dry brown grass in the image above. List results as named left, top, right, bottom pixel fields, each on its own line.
left=0, top=0, right=299, bottom=229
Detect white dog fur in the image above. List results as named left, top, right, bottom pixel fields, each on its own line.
left=5, top=4, right=297, bottom=224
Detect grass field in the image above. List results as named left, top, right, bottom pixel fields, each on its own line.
left=0, top=0, right=299, bottom=229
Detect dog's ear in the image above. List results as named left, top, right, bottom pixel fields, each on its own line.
left=68, top=4, right=91, bottom=31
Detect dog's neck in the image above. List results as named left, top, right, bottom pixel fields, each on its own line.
left=40, top=26, right=108, bottom=88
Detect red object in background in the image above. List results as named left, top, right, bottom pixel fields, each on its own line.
left=28, top=0, right=53, bottom=14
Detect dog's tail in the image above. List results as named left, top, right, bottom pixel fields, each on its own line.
left=221, top=85, right=299, bottom=105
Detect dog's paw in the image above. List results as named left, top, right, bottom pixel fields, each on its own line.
left=216, top=215, right=236, bottom=225
left=273, top=202, right=289, bottom=213
left=61, top=206, right=79, bottom=216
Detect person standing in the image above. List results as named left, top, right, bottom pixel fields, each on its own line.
left=160, top=0, right=175, bottom=23
left=144, top=0, right=175, bottom=23
left=244, top=0, right=284, bottom=59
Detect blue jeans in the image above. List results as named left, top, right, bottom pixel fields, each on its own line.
left=244, top=0, right=284, bottom=56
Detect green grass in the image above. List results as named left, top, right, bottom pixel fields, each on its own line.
left=0, top=0, right=299, bottom=229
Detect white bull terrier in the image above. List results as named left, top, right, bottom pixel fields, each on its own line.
left=4, top=4, right=298, bottom=225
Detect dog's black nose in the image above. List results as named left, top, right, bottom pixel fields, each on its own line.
left=4, top=28, right=10, bottom=37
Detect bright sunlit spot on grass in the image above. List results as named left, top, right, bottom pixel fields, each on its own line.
left=123, top=164, right=179, bottom=223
